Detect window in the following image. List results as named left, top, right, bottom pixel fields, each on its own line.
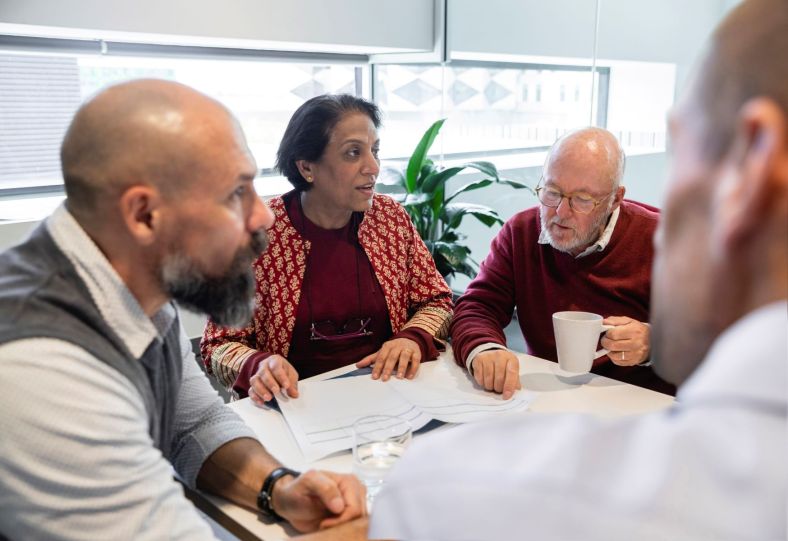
left=0, top=37, right=676, bottom=199
left=0, top=39, right=369, bottom=194
left=373, top=58, right=676, bottom=165
left=374, top=61, right=609, bottom=161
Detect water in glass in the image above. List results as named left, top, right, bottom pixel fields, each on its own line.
left=352, top=415, right=411, bottom=511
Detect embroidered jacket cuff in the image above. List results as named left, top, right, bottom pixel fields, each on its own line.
left=233, top=351, right=273, bottom=397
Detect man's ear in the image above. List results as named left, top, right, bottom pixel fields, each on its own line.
left=118, top=185, right=162, bottom=246
left=612, top=185, right=626, bottom=210
left=713, top=98, right=787, bottom=253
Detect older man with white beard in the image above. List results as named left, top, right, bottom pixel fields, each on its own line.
left=451, top=127, right=674, bottom=397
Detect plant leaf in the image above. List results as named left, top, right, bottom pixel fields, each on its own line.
left=451, top=260, right=478, bottom=279
left=462, top=161, right=499, bottom=179
left=400, top=193, right=432, bottom=207
left=445, top=179, right=494, bottom=203
left=431, top=251, right=453, bottom=278
left=439, top=230, right=461, bottom=243
left=467, top=209, right=504, bottom=228
left=420, top=166, right=464, bottom=194
left=430, top=183, right=446, bottom=226
left=432, top=241, right=478, bottom=279
left=498, top=178, right=535, bottom=193
left=417, top=161, right=435, bottom=190
left=443, top=203, right=503, bottom=229
left=406, top=119, right=445, bottom=193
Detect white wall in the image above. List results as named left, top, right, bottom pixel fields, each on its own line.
left=449, top=0, right=729, bottom=92
left=0, top=0, right=434, bottom=54
left=449, top=0, right=597, bottom=60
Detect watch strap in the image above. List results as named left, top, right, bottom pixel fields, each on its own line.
left=257, top=467, right=300, bottom=520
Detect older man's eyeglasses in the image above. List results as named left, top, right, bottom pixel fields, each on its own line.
left=536, top=184, right=614, bottom=215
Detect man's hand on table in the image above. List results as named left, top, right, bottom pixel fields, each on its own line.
left=249, top=354, right=300, bottom=404
left=273, top=470, right=367, bottom=532
left=471, top=349, right=522, bottom=400
left=601, top=316, right=651, bottom=366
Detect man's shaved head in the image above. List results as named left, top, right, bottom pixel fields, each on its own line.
left=60, top=79, right=241, bottom=217
left=56, top=79, right=271, bottom=325
left=546, top=127, right=626, bottom=190
left=693, top=0, right=788, bottom=160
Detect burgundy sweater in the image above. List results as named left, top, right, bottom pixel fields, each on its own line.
left=451, top=200, right=675, bottom=395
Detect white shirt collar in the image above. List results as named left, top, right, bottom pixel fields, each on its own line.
left=45, top=204, right=175, bottom=358
left=678, top=300, right=787, bottom=409
left=538, top=206, right=621, bottom=259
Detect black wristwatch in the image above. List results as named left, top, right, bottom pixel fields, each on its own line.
left=257, top=467, right=300, bottom=521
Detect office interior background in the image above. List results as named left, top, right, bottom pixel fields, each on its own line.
left=0, top=0, right=740, bottom=337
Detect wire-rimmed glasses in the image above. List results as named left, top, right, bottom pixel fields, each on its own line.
left=536, top=184, right=614, bottom=214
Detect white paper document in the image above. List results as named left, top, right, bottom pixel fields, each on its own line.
left=276, top=358, right=536, bottom=462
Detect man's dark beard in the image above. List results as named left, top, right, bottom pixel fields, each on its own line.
left=162, top=230, right=269, bottom=327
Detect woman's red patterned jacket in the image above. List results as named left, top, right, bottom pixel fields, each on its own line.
left=201, top=192, right=454, bottom=388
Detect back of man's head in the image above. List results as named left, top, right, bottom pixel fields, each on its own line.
left=651, top=0, right=788, bottom=385
left=694, top=0, right=788, bottom=159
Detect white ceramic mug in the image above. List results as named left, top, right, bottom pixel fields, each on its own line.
left=552, top=311, right=614, bottom=373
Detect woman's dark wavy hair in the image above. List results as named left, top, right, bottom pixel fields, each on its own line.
left=275, top=94, right=381, bottom=191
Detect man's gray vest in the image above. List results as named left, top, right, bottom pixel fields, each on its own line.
left=0, top=223, right=183, bottom=457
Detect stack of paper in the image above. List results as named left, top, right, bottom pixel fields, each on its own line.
left=276, top=357, right=535, bottom=461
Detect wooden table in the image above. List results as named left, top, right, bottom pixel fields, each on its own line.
left=187, top=347, right=674, bottom=540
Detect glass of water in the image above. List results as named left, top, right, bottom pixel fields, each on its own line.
left=352, top=414, right=412, bottom=511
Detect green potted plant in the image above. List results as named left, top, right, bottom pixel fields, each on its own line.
left=378, top=118, right=534, bottom=279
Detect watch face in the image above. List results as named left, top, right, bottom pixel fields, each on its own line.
left=257, top=491, right=275, bottom=518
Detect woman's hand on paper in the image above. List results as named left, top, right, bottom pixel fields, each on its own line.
left=249, top=354, right=300, bottom=405
left=356, top=337, right=422, bottom=381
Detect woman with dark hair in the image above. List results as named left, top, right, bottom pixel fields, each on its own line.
left=201, top=94, right=453, bottom=404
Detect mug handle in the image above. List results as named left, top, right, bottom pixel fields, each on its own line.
left=594, top=324, right=615, bottom=359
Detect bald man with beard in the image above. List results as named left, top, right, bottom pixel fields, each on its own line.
left=370, top=0, right=788, bottom=539
left=0, top=80, right=365, bottom=540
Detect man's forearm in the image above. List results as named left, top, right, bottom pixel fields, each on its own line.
left=195, top=436, right=280, bottom=510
